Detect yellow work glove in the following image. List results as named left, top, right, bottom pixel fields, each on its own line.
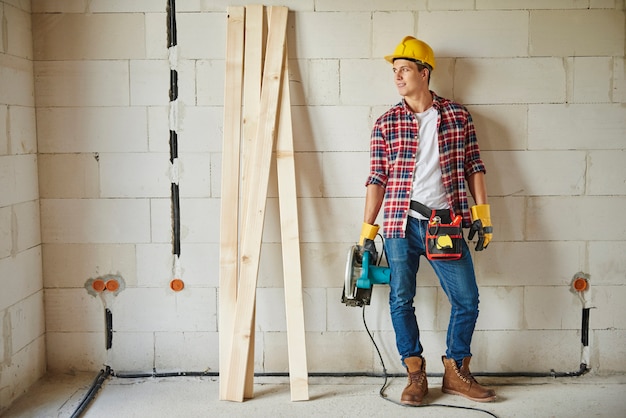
left=469, top=204, right=493, bottom=251
left=359, top=222, right=379, bottom=246
left=359, top=222, right=380, bottom=264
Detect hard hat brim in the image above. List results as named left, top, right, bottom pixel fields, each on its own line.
left=385, top=55, right=434, bottom=70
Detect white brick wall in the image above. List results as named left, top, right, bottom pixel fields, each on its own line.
left=527, top=197, right=626, bottom=241
left=0, top=3, right=625, bottom=411
left=455, top=58, right=567, bottom=104
left=35, top=61, right=130, bottom=107
left=155, top=331, right=220, bottom=372
left=43, top=243, right=137, bottom=287
left=419, top=11, right=529, bottom=58
left=37, top=107, right=148, bottom=153
left=0, top=55, right=34, bottom=106
left=290, top=12, right=371, bottom=59
left=529, top=104, right=626, bottom=149
left=0, top=0, right=45, bottom=413
left=41, top=199, right=152, bottom=243
left=529, top=10, right=624, bottom=56
left=38, top=154, right=101, bottom=198
left=482, top=150, right=587, bottom=196
left=32, top=14, right=146, bottom=60
left=570, top=57, right=613, bottom=103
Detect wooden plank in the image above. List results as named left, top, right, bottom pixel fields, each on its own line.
left=218, top=6, right=244, bottom=401
left=240, top=4, right=265, bottom=399
left=241, top=4, right=264, bottom=162
left=224, top=6, right=289, bottom=402
left=276, top=55, right=309, bottom=401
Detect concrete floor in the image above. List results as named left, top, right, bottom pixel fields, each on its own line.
left=3, top=372, right=625, bottom=418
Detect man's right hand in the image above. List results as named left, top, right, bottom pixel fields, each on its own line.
left=360, top=238, right=378, bottom=265
left=359, top=222, right=380, bottom=264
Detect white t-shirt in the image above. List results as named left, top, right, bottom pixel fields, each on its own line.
left=409, top=107, right=449, bottom=220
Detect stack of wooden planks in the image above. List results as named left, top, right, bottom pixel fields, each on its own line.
left=218, top=5, right=309, bottom=403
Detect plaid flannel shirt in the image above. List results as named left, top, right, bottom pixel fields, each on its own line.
left=365, top=92, right=486, bottom=238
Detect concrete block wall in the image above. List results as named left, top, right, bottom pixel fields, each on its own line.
left=1, top=0, right=625, bottom=409
left=0, top=0, right=46, bottom=412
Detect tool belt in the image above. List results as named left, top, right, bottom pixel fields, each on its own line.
left=410, top=200, right=463, bottom=261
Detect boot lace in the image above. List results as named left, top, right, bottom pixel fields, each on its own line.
left=408, top=370, right=426, bottom=385
left=453, top=364, right=475, bottom=385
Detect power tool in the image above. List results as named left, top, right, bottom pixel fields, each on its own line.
left=341, top=201, right=467, bottom=307
left=341, top=244, right=390, bottom=307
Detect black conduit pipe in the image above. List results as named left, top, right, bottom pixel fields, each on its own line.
left=167, top=0, right=177, bottom=46
left=111, top=304, right=592, bottom=380
left=168, top=0, right=181, bottom=257
left=105, top=308, right=113, bottom=350
left=581, top=307, right=590, bottom=347
left=69, top=366, right=111, bottom=418
left=170, top=183, right=181, bottom=256
left=113, top=370, right=219, bottom=378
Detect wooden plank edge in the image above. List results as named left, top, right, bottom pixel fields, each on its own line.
left=275, top=52, right=309, bottom=402
left=240, top=4, right=265, bottom=400
left=218, top=5, right=245, bottom=401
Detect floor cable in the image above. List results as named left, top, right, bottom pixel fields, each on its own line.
left=69, top=366, right=111, bottom=418
left=361, top=306, right=499, bottom=417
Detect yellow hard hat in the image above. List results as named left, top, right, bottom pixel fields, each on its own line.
left=385, top=36, right=436, bottom=70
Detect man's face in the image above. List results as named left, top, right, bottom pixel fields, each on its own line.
left=392, top=59, right=428, bottom=97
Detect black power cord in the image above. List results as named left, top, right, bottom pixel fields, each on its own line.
left=362, top=301, right=499, bottom=417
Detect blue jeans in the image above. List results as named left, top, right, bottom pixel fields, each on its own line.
left=385, top=216, right=479, bottom=366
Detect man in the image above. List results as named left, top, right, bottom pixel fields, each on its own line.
left=360, top=36, right=496, bottom=405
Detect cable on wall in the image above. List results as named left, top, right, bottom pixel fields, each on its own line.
left=167, top=0, right=183, bottom=288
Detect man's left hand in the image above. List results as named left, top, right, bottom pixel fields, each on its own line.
left=469, top=204, right=493, bottom=251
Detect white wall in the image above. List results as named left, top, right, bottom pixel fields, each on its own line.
left=0, top=0, right=46, bottom=412
left=1, top=0, right=625, bottom=409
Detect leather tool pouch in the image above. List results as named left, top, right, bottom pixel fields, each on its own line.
left=411, top=201, right=463, bottom=261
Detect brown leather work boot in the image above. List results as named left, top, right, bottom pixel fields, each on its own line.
left=442, top=356, right=496, bottom=402
left=401, top=356, right=428, bottom=405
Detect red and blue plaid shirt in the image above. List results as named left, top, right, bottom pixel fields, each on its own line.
left=366, top=92, right=486, bottom=238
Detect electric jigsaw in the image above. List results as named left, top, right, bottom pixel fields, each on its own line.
left=341, top=244, right=390, bottom=307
